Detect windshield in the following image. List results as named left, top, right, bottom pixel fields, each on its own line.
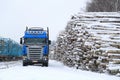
left=24, top=38, right=46, bottom=44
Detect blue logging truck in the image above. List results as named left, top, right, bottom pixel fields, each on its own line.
left=20, top=27, right=51, bottom=67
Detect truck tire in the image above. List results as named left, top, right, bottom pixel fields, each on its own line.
left=23, top=62, right=27, bottom=66
left=43, top=62, right=48, bottom=67
left=44, top=63, right=48, bottom=67
left=23, top=60, right=27, bottom=66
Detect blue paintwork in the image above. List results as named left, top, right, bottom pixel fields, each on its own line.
left=43, top=46, right=48, bottom=55
left=23, top=31, right=48, bottom=38
left=22, top=45, right=27, bottom=56
left=22, top=29, right=49, bottom=56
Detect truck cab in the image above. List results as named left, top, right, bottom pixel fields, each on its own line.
left=20, top=27, right=51, bottom=66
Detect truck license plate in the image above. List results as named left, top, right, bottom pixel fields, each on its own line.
left=32, top=61, right=38, bottom=63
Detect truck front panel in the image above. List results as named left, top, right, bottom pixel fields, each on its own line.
left=20, top=27, right=50, bottom=66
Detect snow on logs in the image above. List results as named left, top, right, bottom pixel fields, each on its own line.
left=53, top=12, right=120, bottom=76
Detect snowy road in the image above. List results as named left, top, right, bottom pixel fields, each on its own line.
left=0, top=60, right=120, bottom=80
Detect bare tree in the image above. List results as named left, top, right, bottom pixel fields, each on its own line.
left=86, top=0, right=120, bottom=12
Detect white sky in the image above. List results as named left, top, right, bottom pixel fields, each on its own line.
left=0, top=0, right=87, bottom=42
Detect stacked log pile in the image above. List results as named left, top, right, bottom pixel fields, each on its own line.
left=53, top=12, right=120, bottom=76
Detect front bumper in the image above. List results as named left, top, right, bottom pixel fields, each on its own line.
left=23, top=58, right=48, bottom=65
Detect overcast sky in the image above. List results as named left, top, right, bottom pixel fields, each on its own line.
left=0, top=0, right=87, bottom=42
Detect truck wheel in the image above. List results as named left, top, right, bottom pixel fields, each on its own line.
left=23, top=62, right=27, bottom=66
left=23, top=60, right=27, bottom=66
left=43, top=62, right=48, bottom=67
left=45, top=63, right=48, bottom=67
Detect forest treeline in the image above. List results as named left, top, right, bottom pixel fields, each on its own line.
left=86, top=0, right=120, bottom=12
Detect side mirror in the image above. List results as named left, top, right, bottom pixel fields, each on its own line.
left=48, top=40, right=51, bottom=45
left=20, top=38, right=23, bottom=44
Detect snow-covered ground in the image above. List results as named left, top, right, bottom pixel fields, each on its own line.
left=0, top=60, right=120, bottom=80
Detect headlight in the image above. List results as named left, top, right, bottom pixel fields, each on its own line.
left=23, top=56, right=27, bottom=60
left=43, top=56, right=48, bottom=61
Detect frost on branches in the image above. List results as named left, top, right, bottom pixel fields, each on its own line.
left=53, top=12, right=120, bottom=76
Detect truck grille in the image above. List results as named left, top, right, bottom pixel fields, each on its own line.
left=28, top=46, right=42, bottom=60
